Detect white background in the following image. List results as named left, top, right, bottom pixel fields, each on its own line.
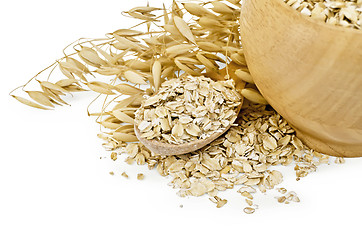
left=1, top=0, right=361, bottom=239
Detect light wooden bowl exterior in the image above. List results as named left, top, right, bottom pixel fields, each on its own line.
left=240, top=0, right=362, bottom=157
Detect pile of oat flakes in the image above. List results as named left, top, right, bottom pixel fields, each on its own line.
left=284, top=0, right=362, bottom=29
left=118, top=103, right=341, bottom=214
left=135, top=76, right=241, bottom=144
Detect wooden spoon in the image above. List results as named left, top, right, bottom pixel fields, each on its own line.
left=134, top=101, right=243, bottom=155
left=134, top=64, right=246, bottom=156
left=134, top=103, right=243, bottom=156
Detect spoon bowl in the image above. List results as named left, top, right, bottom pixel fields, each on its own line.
left=134, top=106, right=241, bottom=155
left=134, top=65, right=245, bottom=156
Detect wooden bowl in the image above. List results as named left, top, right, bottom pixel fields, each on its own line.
left=239, top=0, right=362, bottom=157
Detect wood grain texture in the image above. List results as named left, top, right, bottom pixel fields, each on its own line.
left=240, top=0, right=362, bottom=157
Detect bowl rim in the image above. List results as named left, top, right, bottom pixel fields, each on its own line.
left=274, top=0, right=362, bottom=36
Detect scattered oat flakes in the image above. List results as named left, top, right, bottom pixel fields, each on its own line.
left=137, top=173, right=145, bottom=180
left=217, top=199, right=228, bottom=208
left=238, top=186, right=257, bottom=193
left=276, top=190, right=300, bottom=204
left=277, top=196, right=286, bottom=203
left=109, top=171, right=114, bottom=176
left=245, top=199, right=253, bottom=206
left=286, top=191, right=301, bottom=202
left=243, top=207, right=255, bottom=214
left=121, top=172, right=129, bottom=178
left=335, top=157, right=346, bottom=164
left=241, top=191, right=254, bottom=199
left=209, top=196, right=228, bottom=208
left=284, top=0, right=362, bottom=29
left=125, top=104, right=330, bottom=210
left=111, top=152, right=118, bottom=161
left=277, top=187, right=288, bottom=194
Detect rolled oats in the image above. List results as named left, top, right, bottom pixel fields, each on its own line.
left=243, top=207, right=256, bottom=214
left=134, top=75, right=242, bottom=144
left=121, top=172, right=129, bottom=178
left=284, top=0, right=362, bottom=29
left=125, top=104, right=334, bottom=213
left=137, top=173, right=145, bottom=180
